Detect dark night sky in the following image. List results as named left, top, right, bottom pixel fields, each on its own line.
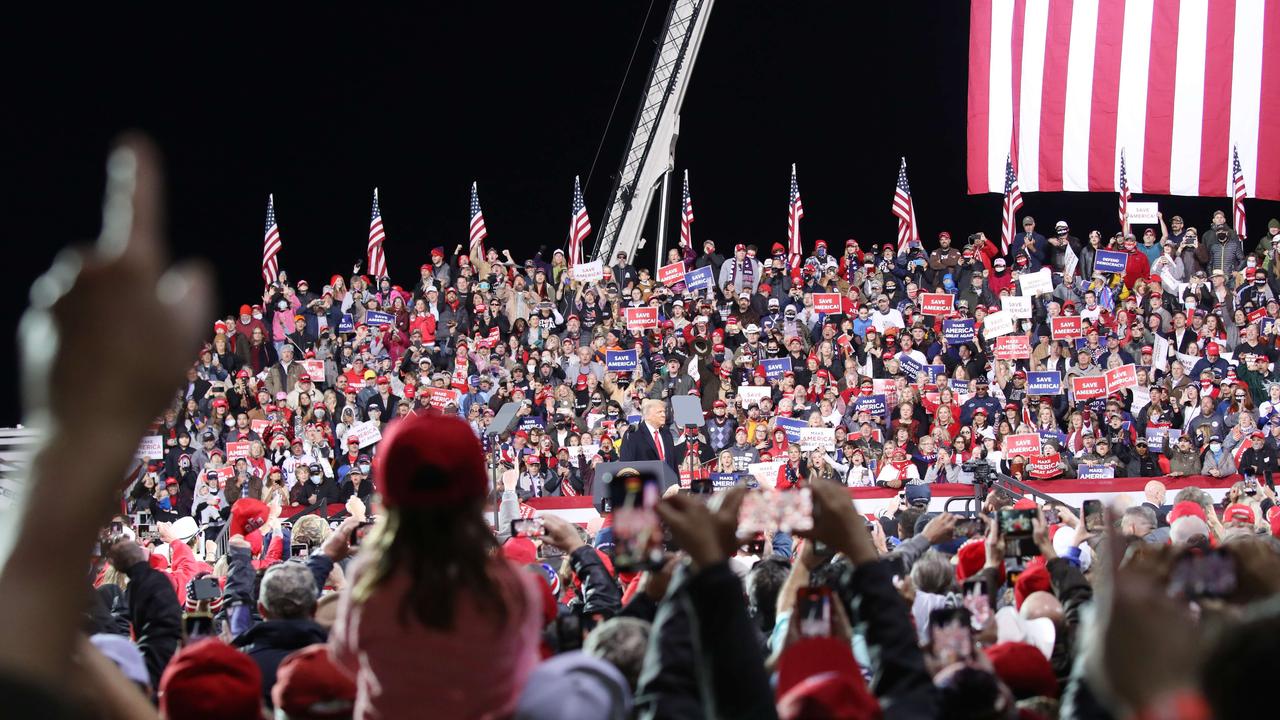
left=3, top=3, right=1275, bottom=424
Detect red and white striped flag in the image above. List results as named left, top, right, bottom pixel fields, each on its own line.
left=787, top=164, right=804, bottom=271
left=262, top=194, right=281, bottom=287
left=1118, top=148, right=1131, bottom=231
left=679, top=169, right=694, bottom=248
left=1233, top=144, right=1248, bottom=239
left=891, top=157, right=919, bottom=254
left=968, top=0, right=1280, bottom=202
left=568, top=176, right=591, bottom=267
left=1000, top=153, right=1023, bottom=256
left=469, top=182, right=488, bottom=257
left=368, top=188, right=388, bottom=279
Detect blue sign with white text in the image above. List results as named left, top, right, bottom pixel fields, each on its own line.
left=924, top=365, right=947, bottom=383
left=897, top=354, right=923, bottom=380
left=1078, top=465, right=1115, bottom=479
left=1026, top=371, right=1062, bottom=395
left=775, top=417, right=808, bottom=442
left=605, top=350, right=639, bottom=372
left=684, top=265, right=714, bottom=291
left=1094, top=249, right=1128, bottom=274
left=762, top=357, right=792, bottom=380
left=365, top=311, right=395, bottom=327
left=943, top=319, right=976, bottom=344
left=337, top=314, right=354, bottom=333
left=518, top=415, right=545, bottom=431
left=854, top=394, right=887, bottom=421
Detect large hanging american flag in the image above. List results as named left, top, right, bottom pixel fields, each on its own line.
left=1000, top=153, right=1023, bottom=255
left=891, top=157, right=919, bottom=254
left=368, top=188, right=388, bottom=279
left=469, top=182, right=488, bottom=257
left=1118, top=148, right=1131, bottom=229
left=568, top=176, right=591, bottom=266
left=1233, top=144, right=1248, bottom=239
left=787, top=164, right=804, bottom=271
left=679, top=169, right=694, bottom=248
left=968, top=0, right=1280, bottom=202
left=262, top=194, right=281, bottom=286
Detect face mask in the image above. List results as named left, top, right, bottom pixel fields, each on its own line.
left=1249, top=258, right=1258, bottom=267
left=310, top=475, right=322, bottom=484
left=253, top=312, right=263, bottom=320
left=1210, top=442, right=1222, bottom=453
left=358, top=463, right=371, bottom=474
left=314, top=409, right=325, bottom=419
left=277, top=301, right=288, bottom=311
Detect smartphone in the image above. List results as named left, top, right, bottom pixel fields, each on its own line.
left=954, top=516, right=987, bottom=538
left=609, top=469, right=665, bottom=571
left=1168, top=548, right=1237, bottom=599
left=689, top=477, right=713, bottom=495
left=555, top=613, right=584, bottom=652
left=962, top=579, right=991, bottom=630
left=1082, top=499, right=1105, bottom=533
left=1245, top=479, right=1259, bottom=496
left=796, top=587, right=833, bottom=638
left=773, top=488, right=815, bottom=534
left=189, top=576, right=221, bottom=602
left=280, top=521, right=293, bottom=531
left=291, top=543, right=310, bottom=558
left=1044, top=505, right=1062, bottom=526
left=997, top=508, right=1039, bottom=558
left=929, top=607, right=974, bottom=665
left=350, top=518, right=376, bottom=547
left=743, top=532, right=766, bottom=556
left=511, top=517, right=546, bottom=539
left=110, top=521, right=124, bottom=536
left=182, top=613, right=214, bottom=641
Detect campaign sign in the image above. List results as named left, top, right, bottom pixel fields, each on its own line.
left=897, top=353, right=923, bottom=380
left=943, top=319, right=976, bottom=344
left=303, top=359, right=325, bottom=383
left=1127, top=201, right=1159, bottom=224
left=799, top=427, right=836, bottom=451
left=1004, top=433, right=1042, bottom=457
left=1144, top=426, right=1181, bottom=452
left=812, top=293, right=842, bottom=313
left=1019, top=268, right=1053, bottom=296
left=1071, top=375, right=1108, bottom=400
left=135, top=435, right=164, bottom=460
left=1078, top=464, right=1116, bottom=479
left=1105, top=364, right=1138, bottom=393
left=1026, top=371, right=1062, bottom=395
left=919, top=293, right=954, bottom=316
left=658, top=262, right=685, bottom=286
left=1051, top=316, right=1082, bottom=340
left=346, top=420, right=383, bottom=449
left=365, top=310, right=395, bottom=327
left=983, top=310, right=1015, bottom=339
left=1028, top=453, right=1062, bottom=479
left=737, top=386, right=771, bottom=406
left=709, top=473, right=740, bottom=490
left=924, top=364, right=947, bottom=383
left=762, top=357, right=792, bottom=380
left=684, top=265, right=714, bottom=291
left=854, top=394, right=887, bottom=420
left=226, top=441, right=251, bottom=461
left=624, top=307, right=659, bottom=331
left=605, top=350, right=639, bottom=372
left=775, top=417, right=808, bottom=442
left=337, top=314, right=354, bottom=333
left=1001, top=295, right=1032, bottom=319
left=518, top=415, right=545, bottom=431
left=747, top=461, right=784, bottom=487
left=572, top=260, right=603, bottom=282
left=214, top=466, right=236, bottom=484
left=994, top=335, right=1031, bottom=360
left=424, top=387, right=459, bottom=410
left=1248, top=307, right=1269, bottom=324
left=1094, top=249, right=1128, bottom=274
left=250, top=418, right=269, bottom=437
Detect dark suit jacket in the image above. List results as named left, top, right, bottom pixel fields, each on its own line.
left=1142, top=501, right=1171, bottom=527
left=619, top=423, right=679, bottom=472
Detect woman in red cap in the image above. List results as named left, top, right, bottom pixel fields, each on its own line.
left=331, top=412, right=544, bottom=719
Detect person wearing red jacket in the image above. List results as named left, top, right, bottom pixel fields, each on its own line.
left=1122, top=235, right=1152, bottom=289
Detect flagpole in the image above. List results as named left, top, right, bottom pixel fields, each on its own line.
left=654, top=169, right=672, bottom=275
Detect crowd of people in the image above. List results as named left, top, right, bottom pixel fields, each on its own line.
left=3, top=138, right=1280, bottom=719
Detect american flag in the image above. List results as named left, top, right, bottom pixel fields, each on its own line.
left=968, top=0, right=1279, bottom=202
left=891, top=157, right=919, bottom=254
left=469, top=182, right=488, bottom=257
left=568, top=176, right=590, bottom=266
left=368, top=188, right=388, bottom=279
left=679, top=169, right=694, bottom=248
left=787, top=163, right=804, bottom=271
left=1000, top=153, right=1023, bottom=255
left=1233, top=145, right=1248, bottom=240
left=262, top=194, right=281, bottom=286
left=1118, top=148, right=1131, bottom=230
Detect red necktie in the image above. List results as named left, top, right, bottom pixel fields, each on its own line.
left=653, top=428, right=665, bottom=461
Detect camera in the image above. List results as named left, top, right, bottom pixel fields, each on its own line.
left=963, top=460, right=994, bottom=485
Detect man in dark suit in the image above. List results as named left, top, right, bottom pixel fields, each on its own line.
left=1142, top=479, right=1171, bottom=527
left=618, top=399, right=678, bottom=473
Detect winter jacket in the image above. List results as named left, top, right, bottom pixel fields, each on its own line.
left=123, top=559, right=183, bottom=688
left=567, top=545, right=622, bottom=619
left=232, top=618, right=328, bottom=705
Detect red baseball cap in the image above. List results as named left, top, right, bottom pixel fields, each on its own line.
left=271, top=644, right=357, bottom=719
left=374, top=413, right=488, bottom=508
left=1224, top=503, right=1256, bottom=524
left=159, top=638, right=262, bottom=720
